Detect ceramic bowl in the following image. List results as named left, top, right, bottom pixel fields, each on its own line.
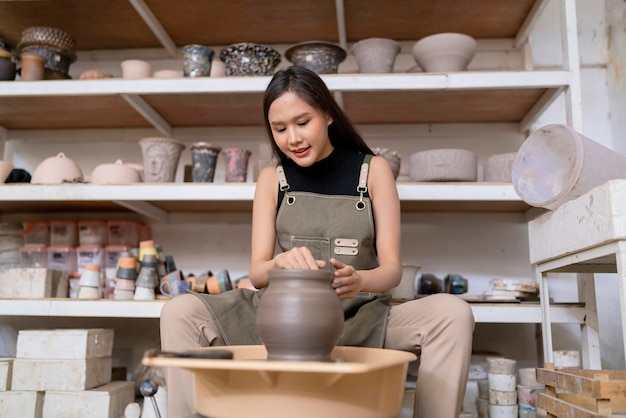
left=0, top=161, right=13, bottom=182
left=17, top=26, right=77, bottom=59
left=350, top=38, right=400, bottom=73
left=31, top=152, right=84, bottom=184
left=91, top=159, right=143, bottom=184
left=411, top=33, right=476, bottom=72
left=483, top=152, right=516, bottom=182
left=285, top=41, right=347, bottom=74
left=219, top=43, right=281, bottom=76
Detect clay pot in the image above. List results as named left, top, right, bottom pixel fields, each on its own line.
left=19, top=52, right=46, bottom=81
left=31, top=152, right=84, bottom=184
left=371, top=147, right=401, bottom=179
left=483, top=152, right=516, bottom=183
left=411, top=33, right=476, bottom=72
left=90, top=159, right=143, bottom=184
left=285, top=41, right=347, bottom=74
left=351, top=38, right=401, bottom=73
left=121, top=59, right=153, bottom=79
left=256, top=269, right=344, bottom=361
left=0, top=161, right=14, bottom=182
left=222, top=147, right=251, bottom=182
left=153, top=70, right=183, bottom=79
left=182, top=44, right=214, bottom=77
left=139, top=137, right=186, bottom=182
left=191, top=142, right=221, bottom=182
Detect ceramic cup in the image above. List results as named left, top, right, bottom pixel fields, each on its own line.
left=19, top=52, right=46, bottom=81
left=136, top=267, right=158, bottom=288
left=191, top=142, right=221, bottom=182
left=121, top=59, right=153, bottom=79
left=159, top=279, right=191, bottom=298
left=78, top=266, right=101, bottom=288
left=182, top=44, right=215, bottom=77
left=222, top=147, right=251, bottom=182
left=114, top=288, right=134, bottom=300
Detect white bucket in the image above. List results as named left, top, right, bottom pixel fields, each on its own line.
left=512, top=124, right=626, bottom=210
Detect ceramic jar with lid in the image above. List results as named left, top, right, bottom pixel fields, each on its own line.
left=31, top=152, right=84, bottom=184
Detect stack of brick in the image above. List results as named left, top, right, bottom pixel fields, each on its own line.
left=0, top=328, right=134, bottom=418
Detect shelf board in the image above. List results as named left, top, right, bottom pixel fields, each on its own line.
left=0, top=298, right=585, bottom=323
left=0, top=183, right=529, bottom=219
left=0, top=72, right=569, bottom=131
left=0, top=0, right=536, bottom=51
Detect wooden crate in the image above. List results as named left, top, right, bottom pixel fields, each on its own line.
left=536, top=365, right=626, bottom=417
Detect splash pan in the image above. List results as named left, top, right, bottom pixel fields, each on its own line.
left=143, top=345, right=416, bottom=418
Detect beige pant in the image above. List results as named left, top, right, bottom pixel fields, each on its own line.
left=160, top=293, right=474, bottom=418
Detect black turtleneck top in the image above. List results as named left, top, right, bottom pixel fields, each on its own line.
left=277, top=148, right=372, bottom=209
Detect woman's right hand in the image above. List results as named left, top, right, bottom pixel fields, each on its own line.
left=274, top=247, right=327, bottom=270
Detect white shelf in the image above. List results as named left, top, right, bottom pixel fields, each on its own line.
left=0, top=298, right=586, bottom=324
left=0, top=183, right=529, bottom=222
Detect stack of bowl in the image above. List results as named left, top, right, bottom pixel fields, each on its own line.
left=16, top=26, right=77, bottom=80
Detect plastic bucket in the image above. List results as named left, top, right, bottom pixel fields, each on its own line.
left=512, top=124, right=626, bottom=210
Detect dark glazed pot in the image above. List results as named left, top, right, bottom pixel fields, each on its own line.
left=256, top=269, right=344, bottom=361
left=285, top=41, right=347, bottom=74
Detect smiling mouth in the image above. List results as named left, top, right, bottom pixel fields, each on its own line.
left=292, top=147, right=310, bottom=155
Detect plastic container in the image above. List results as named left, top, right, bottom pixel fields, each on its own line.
left=143, top=345, right=416, bottom=418
left=47, top=246, right=77, bottom=272
left=78, top=221, right=107, bottom=246
left=22, top=221, right=49, bottom=246
left=49, top=220, right=78, bottom=246
left=20, top=245, right=48, bottom=267
left=512, top=124, right=626, bottom=210
left=76, top=245, right=104, bottom=272
left=106, top=221, right=140, bottom=247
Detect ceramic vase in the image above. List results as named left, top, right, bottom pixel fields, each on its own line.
left=19, top=52, right=46, bottom=81
left=256, top=269, right=344, bottom=361
left=191, top=142, right=221, bottom=182
left=351, top=38, right=401, bottom=73
left=139, top=137, right=186, bottom=182
left=182, top=44, right=214, bottom=77
left=222, top=147, right=251, bottom=182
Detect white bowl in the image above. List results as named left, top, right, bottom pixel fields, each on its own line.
left=411, top=33, right=476, bottom=72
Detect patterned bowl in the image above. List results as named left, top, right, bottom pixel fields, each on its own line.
left=219, top=43, right=281, bottom=76
left=285, top=41, right=347, bottom=74
left=17, top=26, right=77, bottom=60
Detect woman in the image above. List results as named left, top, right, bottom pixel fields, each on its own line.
left=160, top=66, right=474, bottom=418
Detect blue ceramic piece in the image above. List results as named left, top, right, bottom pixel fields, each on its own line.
left=182, top=44, right=215, bottom=77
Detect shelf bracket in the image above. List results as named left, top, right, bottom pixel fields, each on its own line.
left=515, top=0, right=551, bottom=48
left=127, top=0, right=178, bottom=57
left=121, top=94, right=173, bottom=137
left=113, top=200, right=170, bottom=223
left=519, top=87, right=564, bottom=133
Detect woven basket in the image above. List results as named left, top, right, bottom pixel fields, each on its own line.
left=17, top=27, right=77, bottom=59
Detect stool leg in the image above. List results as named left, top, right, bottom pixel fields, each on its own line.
left=577, top=273, right=601, bottom=369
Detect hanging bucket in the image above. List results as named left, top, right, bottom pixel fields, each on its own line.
left=512, top=124, right=626, bottom=210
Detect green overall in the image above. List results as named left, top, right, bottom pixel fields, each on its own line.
left=191, top=154, right=391, bottom=348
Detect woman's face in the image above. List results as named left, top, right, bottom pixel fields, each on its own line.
left=268, top=91, right=333, bottom=167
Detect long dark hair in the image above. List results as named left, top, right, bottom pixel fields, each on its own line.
left=263, top=66, right=373, bottom=162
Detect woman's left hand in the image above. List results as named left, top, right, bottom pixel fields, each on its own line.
left=329, top=258, right=363, bottom=298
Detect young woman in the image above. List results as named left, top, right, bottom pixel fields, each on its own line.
left=160, top=66, right=474, bottom=418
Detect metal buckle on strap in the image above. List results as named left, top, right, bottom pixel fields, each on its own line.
left=356, top=162, right=369, bottom=211
left=276, top=165, right=296, bottom=205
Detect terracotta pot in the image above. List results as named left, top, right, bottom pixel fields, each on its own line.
left=31, top=152, right=84, bottom=184
left=351, top=38, right=401, bottom=73
left=19, top=52, right=46, bottom=81
left=256, top=269, right=344, bottom=361
left=139, top=137, right=186, bottom=182
left=90, top=159, right=143, bottom=184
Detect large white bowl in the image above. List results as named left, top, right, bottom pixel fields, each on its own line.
left=411, top=33, right=476, bottom=72
left=410, top=148, right=477, bottom=182
left=0, top=161, right=13, bottom=182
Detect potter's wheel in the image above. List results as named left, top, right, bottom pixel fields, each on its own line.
left=143, top=345, right=415, bottom=418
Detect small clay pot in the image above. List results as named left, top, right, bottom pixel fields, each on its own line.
left=121, top=59, right=153, bottom=79
left=222, top=147, right=251, bottom=182
left=139, top=137, right=186, bottom=183
left=191, top=142, right=221, bottom=182
left=19, top=52, right=46, bottom=81
left=351, top=38, right=400, bottom=73
left=256, top=269, right=344, bottom=361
